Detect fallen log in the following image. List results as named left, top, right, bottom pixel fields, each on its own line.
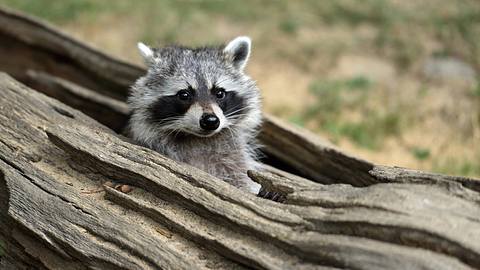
left=0, top=7, right=375, bottom=186
left=1, top=6, right=480, bottom=270
left=2, top=72, right=479, bottom=269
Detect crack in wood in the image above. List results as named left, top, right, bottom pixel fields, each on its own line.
left=1, top=7, right=480, bottom=269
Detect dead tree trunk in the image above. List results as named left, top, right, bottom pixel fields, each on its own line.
left=0, top=7, right=479, bottom=270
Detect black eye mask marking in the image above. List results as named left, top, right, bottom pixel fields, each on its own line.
left=147, top=94, right=193, bottom=125
left=217, top=91, right=248, bottom=118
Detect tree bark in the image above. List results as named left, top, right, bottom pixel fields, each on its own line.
left=0, top=6, right=479, bottom=270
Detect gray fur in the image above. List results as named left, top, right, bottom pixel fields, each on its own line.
left=127, top=37, right=262, bottom=193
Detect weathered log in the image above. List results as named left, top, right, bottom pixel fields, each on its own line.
left=24, top=70, right=130, bottom=133
left=0, top=74, right=248, bottom=269
left=0, top=6, right=376, bottom=186
left=0, top=7, right=141, bottom=100
left=1, top=6, right=480, bottom=270
left=1, top=73, right=479, bottom=270
left=26, top=70, right=478, bottom=192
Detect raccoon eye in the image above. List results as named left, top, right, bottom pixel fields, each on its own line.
left=215, top=88, right=226, bottom=99
left=177, top=90, right=191, bottom=101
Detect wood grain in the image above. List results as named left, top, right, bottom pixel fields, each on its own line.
left=1, top=7, right=480, bottom=270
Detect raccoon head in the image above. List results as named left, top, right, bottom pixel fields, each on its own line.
left=128, top=36, right=261, bottom=144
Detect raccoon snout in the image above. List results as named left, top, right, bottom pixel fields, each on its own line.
left=199, top=113, right=220, bottom=131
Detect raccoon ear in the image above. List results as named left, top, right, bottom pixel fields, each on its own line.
left=137, top=42, right=156, bottom=65
left=223, top=36, right=251, bottom=71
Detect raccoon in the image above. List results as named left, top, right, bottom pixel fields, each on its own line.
left=127, top=36, right=262, bottom=194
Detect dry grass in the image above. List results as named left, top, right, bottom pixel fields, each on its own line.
left=2, top=0, right=479, bottom=177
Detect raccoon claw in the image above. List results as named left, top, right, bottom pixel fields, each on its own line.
left=257, top=189, right=286, bottom=203
left=103, top=181, right=134, bottom=194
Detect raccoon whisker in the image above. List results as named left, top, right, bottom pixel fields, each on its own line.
left=152, top=116, right=183, bottom=125
left=160, top=122, right=183, bottom=138
left=158, top=127, right=177, bottom=137
left=229, top=103, right=254, bottom=115
left=223, top=121, right=241, bottom=131
left=128, top=36, right=263, bottom=194
left=159, top=119, right=185, bottom=129
left=228, top=112, right=249, bottom=118
left=152, top=117, right=181, bottom=123
left=161, top=122, right=182, bottom=129
left=224, top=103, right=247, bottom=115
left=225, top=107, right=249, bottom=118
left=170, top=128, right=183, bottom=139
left=165, top=128, right=182, bottom=139
left=226, top=113, right=250, bottom=121
left=163, top=126, right=176, bottom=135
left=227, top=103, right=247, bottom=112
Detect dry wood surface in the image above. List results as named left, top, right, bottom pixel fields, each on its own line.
left=1, top=7, right=480, bottom=270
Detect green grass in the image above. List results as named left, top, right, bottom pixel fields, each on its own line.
left=305, top=76, right=371, bottom=117
left=288, top=115, right=305, bottom=127
left=296, top=76, right=405, bottom=149
left=2, top=0, right=479, bottom=178
left=0, top=0, right=108, bottom=22
left=279, top=18, right=299, bottom=35
left=311, top=0, right=480, bottom=70
left=433, top=157, right=480, bottom=177
left=412, top=147, right=431, bottom=161
left=344, top=76, right=371, bottom=90
left=433, top=3, right=480, bottom=70
left=2, top=0, right=479, bottom=71
left=323, top=112, right=401, bottom=150
left=473, top=83, right=480, bottom=97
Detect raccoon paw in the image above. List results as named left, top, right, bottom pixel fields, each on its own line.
left=103, top=180, right=134, bottom=194
left=257, top=188, right=286, bottom=203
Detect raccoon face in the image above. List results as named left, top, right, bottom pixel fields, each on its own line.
left=147, top=84, right=238, bottom=137
left=129, top=36, right=261, bottom=140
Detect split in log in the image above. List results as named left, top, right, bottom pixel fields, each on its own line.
left=2, top=73, right=480, bottom=269
left=0, top=6, right=377, bottom=186
left=1, top=6, right=480, bottom=270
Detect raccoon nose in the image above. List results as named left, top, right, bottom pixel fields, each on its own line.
left=199, top=113, right=220, bottom=130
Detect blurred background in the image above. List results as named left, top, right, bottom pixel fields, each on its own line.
left=1, top=0, right=479, bottom=178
